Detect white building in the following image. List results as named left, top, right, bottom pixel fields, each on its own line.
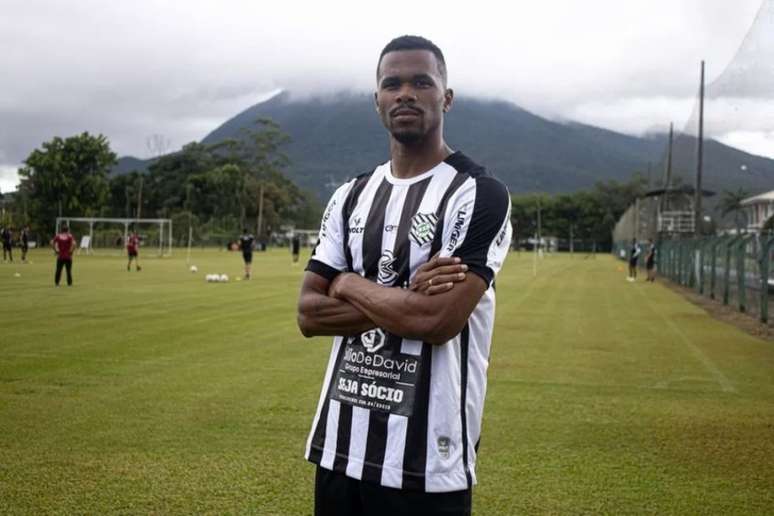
left=741, top=190, right=774, bottom=232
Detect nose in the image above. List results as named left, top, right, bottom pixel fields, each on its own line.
left=396, top=83, right=417, bottom=103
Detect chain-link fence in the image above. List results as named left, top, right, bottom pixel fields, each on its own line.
left=617, top=235, right=774, bottom=325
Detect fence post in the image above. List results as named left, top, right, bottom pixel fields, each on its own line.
left=698, top=238, right=709, bottom=295
left=736, top=236, right=752, bottom=313
left=709, top=237, right=721, bottom=300
left=724, top=236, right=740, bottom=306
left=760, top=236, right=773, bottom=324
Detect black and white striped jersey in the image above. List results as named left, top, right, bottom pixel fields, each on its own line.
left=304, top=151, right=512, bottom=493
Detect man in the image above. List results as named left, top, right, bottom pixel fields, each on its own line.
left=297, top=36, right=511, bottom=516
left=628, top=238, right=641, bottom=282
left=1, top=225, right=12, bottom=262
left=239, top=228, right=255, bottom=279
left=126, top=229, right=141, bottom=271
left=645, top=240, right=656, bottom=282
left=53, top=224, right=76, bottom=286
left=291, top=233, right=301, bottom=264
left=20, top=225, right=30, bottom=263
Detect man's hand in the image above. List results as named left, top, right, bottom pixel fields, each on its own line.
left=409, top=254, right=467, bottom=295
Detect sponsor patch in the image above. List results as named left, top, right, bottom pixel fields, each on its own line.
left=378, top=250, right=398, bottom=284
left=437, top=436, right=451, bottom=459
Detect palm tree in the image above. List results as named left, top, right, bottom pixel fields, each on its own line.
left=718, top=188, right=749, bottom=233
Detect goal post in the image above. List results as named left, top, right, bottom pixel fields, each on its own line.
left=55, top=217, right=173, bottom=256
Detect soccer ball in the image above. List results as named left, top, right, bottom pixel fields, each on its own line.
left=190, top=265, right=198, bottom=273
left=219, top=274, right=229, bottom=283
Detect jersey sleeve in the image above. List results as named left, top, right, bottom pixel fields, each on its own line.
left=305, top=180, right=354, bottom=282
left=439, top=175, right=512, bottom=287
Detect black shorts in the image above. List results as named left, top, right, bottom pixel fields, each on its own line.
left=314, top=466, right=471, bottom=516
left=128, top=250, right=138, bottom=258
left=242, top=252, right=253, bottom=264
left=629, top=259, right=638, bottom=267
left=646, top=259, right=655, bottom=270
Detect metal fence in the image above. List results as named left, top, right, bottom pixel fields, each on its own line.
left=616, top=235, right=774, bottom=325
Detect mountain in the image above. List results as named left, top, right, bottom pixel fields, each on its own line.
left=112, top=155, right=150, bottom=175
left=116, top=91, right=774, bottom=201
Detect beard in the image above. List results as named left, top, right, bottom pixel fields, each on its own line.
left=390, top=128, right=424, bottom=145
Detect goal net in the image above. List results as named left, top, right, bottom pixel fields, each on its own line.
left=55, top=217, right=173, bottom=257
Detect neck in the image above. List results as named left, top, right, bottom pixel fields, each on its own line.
left=389, top=131, right=453, bottom=179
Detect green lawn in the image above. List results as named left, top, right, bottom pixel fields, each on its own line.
left=0, top=249, right=772, bottom=515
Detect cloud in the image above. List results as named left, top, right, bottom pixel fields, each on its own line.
left=0, top=0, right=769, bottom=192
left=0, top=165, right=20, bottom=195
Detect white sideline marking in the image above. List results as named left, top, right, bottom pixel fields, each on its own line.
left=635, top=287, right=736, bottom=393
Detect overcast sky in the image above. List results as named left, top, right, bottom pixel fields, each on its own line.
left=1, top=0, right=770, bottom=192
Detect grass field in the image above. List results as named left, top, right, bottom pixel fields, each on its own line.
left=1, top=248, right=773, bottom=515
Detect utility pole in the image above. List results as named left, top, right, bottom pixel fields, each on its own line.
left=569, top=224, right=574, bottom=255
left=136, top=176, right=144, bottom=221
left=661, top=122, right=674, bottom=218
left=537, top=197, right=542, bottom=251
left=695, top=60, right=706, bottom=235
left=256, top=182, right=264, bottom=241
left=646, top=162, right=652, bottom=189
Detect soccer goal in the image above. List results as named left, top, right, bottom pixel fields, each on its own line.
left=55, top=217, right=173, bottom=257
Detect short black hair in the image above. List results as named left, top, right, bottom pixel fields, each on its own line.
left=377, top=35, right=447, bottom=84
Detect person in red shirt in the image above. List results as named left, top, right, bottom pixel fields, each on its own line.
left=126, top=229, right=141, bottom=271
left=52, top=224, right=76, bottom=286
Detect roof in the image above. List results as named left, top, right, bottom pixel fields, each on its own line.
left=741, top=190, right=774, bottom=206
left=643, top=185, right=716, bottom=198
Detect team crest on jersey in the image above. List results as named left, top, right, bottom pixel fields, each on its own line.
left=361, top=328, right=386, bottom=353
left=409, top=212, right=438, bottom=247
left=378, top=250, right=398, bottom=284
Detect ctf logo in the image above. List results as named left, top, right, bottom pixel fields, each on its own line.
left=361, top=328, right=386, bottom=353
left=409, top=212, right=438, bottom=247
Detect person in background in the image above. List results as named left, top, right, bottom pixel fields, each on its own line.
left=126, top=229, right=141, bottom=271
left=291, top=233, right=301, bottom=264
left=1, top=225, right=13, bottom=262
left=627, top=238, right=641, bottom=282
left=239, top=228, right=255, bottom=279
left=645, top=240, right=657, bottom=282
left=20, top=225, right=30, bottom=263
left=52, top=224, right=76, bottom=286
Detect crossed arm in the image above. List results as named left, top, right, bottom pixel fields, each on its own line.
left=297, top=256, right=488, bottom=345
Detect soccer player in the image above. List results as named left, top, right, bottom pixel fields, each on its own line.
left=297, top=36, right=512, bottom=516
left=645, top=240, right=657, bottom=282
left=53, top=224, right=75, bottom=286
left=291, top=234, right=301, bottom=264
left=239, top=228, right=255, bottom=279
left=1, top=225, right=12, bottom=262
left=627, top=238, right=641, bottom=282
left=126, top=229, right=141, bottom=271
left=20, top=225, right=30, bottom=262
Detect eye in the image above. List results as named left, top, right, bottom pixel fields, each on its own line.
left=414, top=78, right=433, bottom=88
left=381, top=79, right=400, bottom=90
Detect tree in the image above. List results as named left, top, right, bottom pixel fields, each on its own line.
left=18, top=132, right=116, bottom=234
left=718, top=188, right=749, bottom=233
left=509, top=175, right=648, bottom=252
left=762, top=215, right=774, bottom=234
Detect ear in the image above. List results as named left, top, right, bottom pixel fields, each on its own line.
left=374, top=92, right=380, bottom=113
left=443, top=88, right=454, bottom=113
